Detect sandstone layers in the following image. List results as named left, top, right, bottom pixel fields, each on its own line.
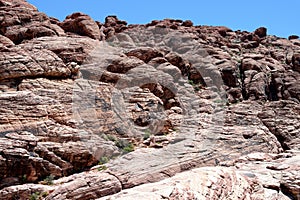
left=0, top=0, right=299, bottom=199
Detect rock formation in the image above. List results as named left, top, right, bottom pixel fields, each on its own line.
left=0, top=0, right=299, bottom=199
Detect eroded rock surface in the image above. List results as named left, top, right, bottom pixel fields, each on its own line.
left=0, top=0, right=299, bottom=200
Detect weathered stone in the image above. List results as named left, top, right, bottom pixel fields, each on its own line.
left=254, top=27, right=267, bottom=38
left=0, top=35, right=14, bottom=48
left=0, top=1, right=299, bottom=199
left=182, top=20, right=193, bottom=27
left=60, top=12, right=100, bottom=40
left=292, top=53, right=300, bottom=72
left=125, top=47, right=164, bottom=63
left=107, top=56, right=144, bottom=73
left=103, top=16, right=127, bottom=36
left=288, top=35, right=299, bottom=40
left=0, top=0, right=64, bottom=44
left=0, top=47, right=72, bottom=80
left=20, top=35, right=99, bottom=64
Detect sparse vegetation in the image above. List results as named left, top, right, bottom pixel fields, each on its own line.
left=21, top=174, right=27, bottom=183
left=30, top=192, right=40, bottom=200
left=115, top=138, right=127, bottom=149
left=103, top=134, right=135, bottom=154
left=98, top=156, right=110, bottom=171
left=98, top=156, right=109, bottom=165
left=98, top=165, right=108, bottom=171
left=40, top=175, right=54, bottom=185
left=103, top=134, right=136, bottom=154
left=41, top=191, right=49, bottom=198
left=172, top=127, right=178, bottom=132
left=143, top=130, right=152, bottom=140
left=122, top=143, right=134, bottom=153
left=188, top=79, right=203, bottom=92
left=188, top=79, right=195, bottom=86
left=237, top=71, right=242, bottom=79
left=213, top=99, right=226, bottom=104
left=194, top=86, right=201, bottom=92
left=213, top=99, right=229, bottom=108
left=103, top=134, right=117, bottom=142
left=115, top=138, right=134, bottom=152
left=29, top=191, right=48, bottom=200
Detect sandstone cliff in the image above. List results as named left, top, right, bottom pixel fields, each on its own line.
left=0, top=0, right=299, bottom=199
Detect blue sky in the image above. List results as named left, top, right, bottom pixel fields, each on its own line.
left=28, top=0, right=299, bottom=38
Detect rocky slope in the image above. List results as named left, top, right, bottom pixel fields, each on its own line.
left=0, top=0, right=299, bottom=199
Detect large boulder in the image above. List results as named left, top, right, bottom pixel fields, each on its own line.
left=59, top=12, right=101, bottom=40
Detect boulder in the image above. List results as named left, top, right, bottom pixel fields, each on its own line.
left=254, top=27, right=267, bottom=38
left=60, top=12, right=101, bottom=40
left=292, top=53, right=300, bottom=72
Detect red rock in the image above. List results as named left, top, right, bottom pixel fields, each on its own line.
left=107, top=57, right=144, bottom=73
left=217, top=26, right=232, bottom=37
left=0, top=0, right=37, bottom=10
left=254, top=27, right=267, bottom=38
left=0, top=1, right=64, bottom=44
left=0, top=35, right=14, bottom=48
left=221, top=66, right=237, bottom=87
left=288, top=35, right=299, bottom=40
left=0, top=1, right=299, bottom=199
left=60, top=12, right=100, bottom=40
left=104, top=16, right=127, bottom=35
left=292, top=53, right=300, bottom=72
left=125, top=47, right=164, bottom=63
left=146, top=20, right=159, bottom=27
left=182, top=20, right=193, bottom=27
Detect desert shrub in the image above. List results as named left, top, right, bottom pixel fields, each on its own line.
left=98, top=156, right=109, bottom=165
left=143, top=130, right=151, bottom=140
left=30, top=192, right=40, bottom=200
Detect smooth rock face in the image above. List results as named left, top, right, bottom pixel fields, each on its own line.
left=100, top=151, right=300, bottom=200
left=0, top=1, right=299, bottom=200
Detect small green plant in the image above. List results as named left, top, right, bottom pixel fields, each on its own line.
left=98, top=165, right=108, bottom=171
left=42, top=175, right=54, bottom=185
left=21, top=174, right=27, bottom=183
left=237, top=71, right=242, bottom=79
left=213, top=99, right=224, bottom=104
left=30, top=192, right=40, bottom=200
left=115, top=138, right=127, bottom=149
left=106, top=134, right=117, bottom=142
left=194, top=86, right=200, bottom=92
left=213, top=99, right=229, bottom=108
left=123, top=143, right=134, bottom=153
left=114, top=138, right=135, bottom=153
left=41, top=191, right=49, bottom=198
left=188, top=80, right=195, bottom=86
left=98, top=156, right=109, bottom=165
left=188, top=79, right=203, bottom=92
left=143, top=130, right=151, bottom=140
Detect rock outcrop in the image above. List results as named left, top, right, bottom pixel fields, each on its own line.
left=0, top=0, right=299, bottom=200
left=59, top=12, right=101, bottom=40
left=0, top=0, right=65, bottom=44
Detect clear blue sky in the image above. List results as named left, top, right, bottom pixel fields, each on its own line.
left=27, top=0, right=299, bottom=38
